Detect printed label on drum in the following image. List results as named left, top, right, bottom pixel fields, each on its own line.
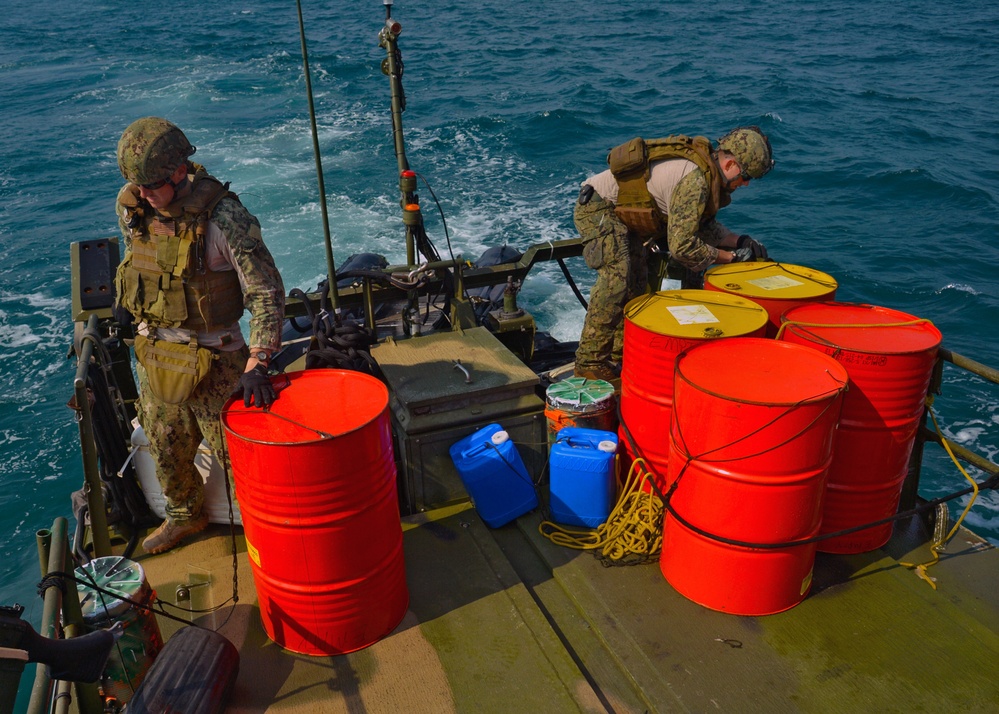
left=667, top=304, right=719, bottom=325
left=836, top=351, right=889, bottom=367
left=747, top=275, right=804, bottom=291
left=247, top=538, right=261, bottom=567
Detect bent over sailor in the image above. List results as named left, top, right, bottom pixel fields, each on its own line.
left=573, top=127, right=774, bottom=382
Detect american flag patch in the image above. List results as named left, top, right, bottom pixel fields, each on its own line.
left=150, top=218, right=175, bottom=236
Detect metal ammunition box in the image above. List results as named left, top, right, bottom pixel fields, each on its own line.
left=371, top=327, right=546, bottom=515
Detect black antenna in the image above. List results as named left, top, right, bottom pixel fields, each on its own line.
left=296, top=0, right=340, bottom=318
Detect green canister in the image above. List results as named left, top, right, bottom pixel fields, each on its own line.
left=76, top=556, right=163, bottom=705
left=544, top=377, right=617, bottom=446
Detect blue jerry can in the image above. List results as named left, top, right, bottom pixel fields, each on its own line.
left=449, top=423, right=538, bottom=527
left=549, top=427, right=618, bottom=528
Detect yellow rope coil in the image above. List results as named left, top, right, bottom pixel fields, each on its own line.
left=539, top=457, right=664, bottom=563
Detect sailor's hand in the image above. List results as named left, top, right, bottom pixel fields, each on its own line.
left=736, top=234, right=769, bottom=260
left=240, top=364, right=276, bottom=409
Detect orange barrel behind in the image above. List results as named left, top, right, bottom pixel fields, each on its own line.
left=704, top=262, right=838, bottom=337
left=221, top=369, right=408, bottom=656
left=620, top=291, right=769, bottom=491
left=779, top=302, right=942, bottom=553
left=662, top=338, right=848, bottom=615
left=544, top=377, right=617, bottom=446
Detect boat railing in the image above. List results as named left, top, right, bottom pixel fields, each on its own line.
left=282, top=236, right=585, bottom=322
left=71, top=315, right=114, bottom=558
left=22, top=518, right=103, bottom=714
left=901, top=347, right=999, bottom=523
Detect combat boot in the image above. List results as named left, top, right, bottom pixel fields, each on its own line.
left=573, top=364, right=619, bottom=382
left=142, top=514, right=209, bottom=554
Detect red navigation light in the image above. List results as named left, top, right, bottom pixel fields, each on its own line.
left=401, top=170, right=416, bottom=178
left=386, top=18, right=402, bottom=34
left=404, top=203, right=420, bottom=212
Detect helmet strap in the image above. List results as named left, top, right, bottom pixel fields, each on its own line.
left=168, top=174, right=190, bottom=193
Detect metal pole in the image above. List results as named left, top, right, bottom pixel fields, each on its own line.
left=73, top=315, right=112, bottom=557
left=296, top=0, right=341, bottom=316
left=28, top=520, right=103, bottom=714
left=36, top=529, right=51, bottom=581
left=379, top=2, right=417, bottom=270
left=61, top=548, right=102, bottom=714
left=27, top=518, right=67, bottom=714
left=939, top=347, right=999, bottom=385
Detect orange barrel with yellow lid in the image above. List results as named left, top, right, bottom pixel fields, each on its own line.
left=779, top=302, right=942, bottom=553
left=704, top=262, right=838, bottom=337
left=619, top=290, right=769, bottom=492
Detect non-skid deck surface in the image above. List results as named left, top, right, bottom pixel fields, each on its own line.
left=137, top=503, right=999, bottom=713
left=139, top=504, right=601, bottom=713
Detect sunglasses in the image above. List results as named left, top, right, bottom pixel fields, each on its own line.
left=139, top=177, right=171, bottom=191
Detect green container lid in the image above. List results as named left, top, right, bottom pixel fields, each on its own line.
left=75, top=556, right=149, bottom=624
left=546, top=377, right=615, bottom=412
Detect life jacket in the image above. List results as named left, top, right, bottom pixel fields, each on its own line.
left=607, top=135, right=730, bottom=238
left=114, top=167, right=244, bottom=333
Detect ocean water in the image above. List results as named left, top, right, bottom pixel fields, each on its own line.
left=1, top=0, right=997, bottom=682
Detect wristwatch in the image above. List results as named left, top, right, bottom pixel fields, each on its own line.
left=252, top=351, right=270, bottom=364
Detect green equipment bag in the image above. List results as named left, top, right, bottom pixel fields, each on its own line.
left=134, top=333, right=214, bottom=404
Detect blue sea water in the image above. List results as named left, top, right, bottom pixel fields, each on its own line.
left=1, top=0, right=997, bottom=692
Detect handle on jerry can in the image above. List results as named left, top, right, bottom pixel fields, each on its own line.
left=555, top=436, right=592, bottom=450
left=461, top=429, right=509, bottom=460
left=555, top=434, right=618, bottom=452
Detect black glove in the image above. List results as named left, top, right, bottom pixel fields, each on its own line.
left=736, top=234, right=769, bottom=260
left=240, top=364, right=276, bottom=408
left=112, top=303, right=133, bottom=327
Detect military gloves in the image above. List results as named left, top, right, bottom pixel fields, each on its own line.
left=732, top=234, right=769, bottom=262
left=240, top=364, right=277, bottom=408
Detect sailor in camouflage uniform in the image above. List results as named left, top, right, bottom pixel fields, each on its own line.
left=113, top=117, right=285, bottom=554
left=573, top=127, right=774, bottom=381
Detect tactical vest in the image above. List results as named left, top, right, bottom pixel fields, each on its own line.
left=607, top=135, right=730, bottom=238
left=115, top=169, right=245, bottom=333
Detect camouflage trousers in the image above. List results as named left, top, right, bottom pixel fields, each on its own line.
left=574, top=195, right=649, bottom=371
left=136, top=345, right=248, bottom=522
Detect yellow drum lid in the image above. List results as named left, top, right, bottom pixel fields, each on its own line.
left=623, top=290, right=769, bottom=339
left=704, top=262, right=838, bottom=301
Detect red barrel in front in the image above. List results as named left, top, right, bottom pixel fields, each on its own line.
left=662, top=338, right=848, bottom=615
left=620, top=291, right=769, bottom=492
left=779, top=302, right=942, bottom=553
left=222, top=369, right=408, bottom=655
left=704, top=262, right=838, bottom=337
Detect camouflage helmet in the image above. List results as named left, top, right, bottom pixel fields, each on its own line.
left=717, top=126, right=773, bottom=179
left=117, top=117, right=196, bottom=185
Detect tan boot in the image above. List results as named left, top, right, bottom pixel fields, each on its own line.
left=573, top=364, right=618, bottom=382
left=142, top=515, right=209, bottom=554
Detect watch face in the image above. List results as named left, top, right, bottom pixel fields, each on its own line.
left=254, top=352, right=269, bottom=361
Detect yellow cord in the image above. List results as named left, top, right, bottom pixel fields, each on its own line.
left=900, top=401, right=980, bottom=589
left=774, top=317, right=932, bottom=341
left=539, top=457, right=664, bottom=563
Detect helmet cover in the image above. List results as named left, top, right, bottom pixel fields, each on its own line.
left=717, top=126, right=773, bottom=179
left=117, top=117, right=196, bottom=185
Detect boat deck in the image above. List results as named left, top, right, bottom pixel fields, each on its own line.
left=137, top=499, right=999, bottom=713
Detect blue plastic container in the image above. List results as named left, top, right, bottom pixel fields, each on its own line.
left=549, top=427, right=618, bottom=528
left=449, top=423, right=538, bottom=527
